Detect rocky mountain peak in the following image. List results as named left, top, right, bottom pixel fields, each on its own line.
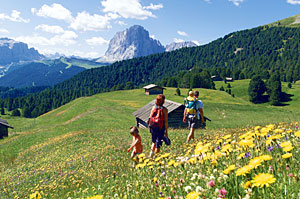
left=0, top=38, right=44, bottom=65
left=165, top=41, right=198, bottom=52
left=98, top=25, right=165, bottom=63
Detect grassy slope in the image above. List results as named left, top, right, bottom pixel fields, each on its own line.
left=268, top=14, right=300, bottom=27
left=1, top=80, right=300, bottom=198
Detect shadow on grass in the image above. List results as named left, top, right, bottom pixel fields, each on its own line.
left=277, top=92, right=294, bottom=106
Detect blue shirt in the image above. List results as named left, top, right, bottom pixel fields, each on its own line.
left=195, top=99, right=203, bottom=119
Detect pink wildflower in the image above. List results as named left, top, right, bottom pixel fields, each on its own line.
left=219, top=188, right=227, bottom=196
left=208, top=180, right=216, bottom=187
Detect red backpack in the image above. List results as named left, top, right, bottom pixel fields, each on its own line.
left=148, top=106, right=164, bottom=129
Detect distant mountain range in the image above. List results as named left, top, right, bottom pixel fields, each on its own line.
left=0, top=57, right=107, bottom=88
left=97, top=25, right=197, bottom=63
left=165, top=41, right=197, bottom=52
left=0, top=38, right=44, bottom=66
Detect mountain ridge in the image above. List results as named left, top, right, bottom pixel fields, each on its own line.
left=97, top=25, right=197, bottom=63
left=0, top=38, right=44, bottom=65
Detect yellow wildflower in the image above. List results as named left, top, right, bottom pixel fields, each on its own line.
left=168, top=160, right=176, bottom=166
left=249, top=157, right=263, bottom=169
left=188, top=157, right=197, bottom=164
left=295, top=131, right=300, bottom=138
left=138, top=153, right=145, bottom=158
left=161, top=153, right=170, bottom=158
left=186, top=191, right=200, bottom=199
left=223, top=165, right=236, bottom=174
left=30, top=192, right=41, bottom=199
left=280, top=141, right=292, bottom=148
left=259, top=155, right=272, bottom=161
left=244, top=181, right=251, bottom=189
left=223, top=134, right=231, bottom=140
left=251, top=173, right=276, bottom=188
left=221, top=144, right=232, bottom=153
left=236, top=165, right=252, bottom=176
left=87, top=195, right=103, bottom=199
left=282, top=153, right=292, bottom=159
left=282, top=146, right=294, bottom=152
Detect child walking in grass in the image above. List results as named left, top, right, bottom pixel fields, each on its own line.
left=127, top=126, right=143, bottom=159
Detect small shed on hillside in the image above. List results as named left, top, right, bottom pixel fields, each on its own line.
left=132, top=99, right=187, bottom=129
left=225, top=77, right=233, bottom=82
left=0, top=119, right=13, bottom=139
left=143, top=84, right=165, bottom=95
left=211, top=76, right=223, bottom=81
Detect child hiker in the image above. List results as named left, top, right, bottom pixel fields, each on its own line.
left=128, top=126, right=143, bottom=160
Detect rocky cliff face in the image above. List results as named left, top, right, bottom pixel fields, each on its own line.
left=97, top=25, right=165, bottom=63
left=0, top=38, right=44, bottom=65
left=165, top=41, right=197, bottom=52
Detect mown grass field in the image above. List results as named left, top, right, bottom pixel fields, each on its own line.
left=0, top=80, right=300, bottom=198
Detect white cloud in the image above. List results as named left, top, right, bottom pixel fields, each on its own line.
left=192, top=40, right=200, bottom=46
left=228, top=0, right=244, bottom=6
left=70, top=11, right=115, bottom=31
left=32, top=3, right=73, bottom=22
left=86, top=37, right=109, bottom=46
left=0, top=28, right=9, bottom=34
left=15, top=31, right=77, bottom=47
left=177, top=30, right=188, bottom=37
left=101, top=0, right=156, bottom=20
left=203, top=0, right=212, bottom=3
left=287, top=0, right=300, bottom=4
left=143, top=3, right=163, bottom=10
left=35, top=24, right=65, bottom=34
left=0, top=10, right=29, bottom=23
left=150, top=35, right=155, bottom=39
left=115, top=20, right=127, bottom=26
left=174, top=38, right=185, bottom=43
left=74, top=51, right=101, bottom=58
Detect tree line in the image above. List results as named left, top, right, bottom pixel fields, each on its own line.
left=1, top=26, right=300, bottom=117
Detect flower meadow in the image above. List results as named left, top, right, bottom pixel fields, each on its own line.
left=1, top=122, right=300, bottom=199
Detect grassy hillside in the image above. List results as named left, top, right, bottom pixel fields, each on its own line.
left=268, top=14, right=300, bottom=27
left=1, top=80, right=300, bottom=198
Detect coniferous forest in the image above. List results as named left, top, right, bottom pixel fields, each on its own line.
left=1, top=26, right=300, bottom=117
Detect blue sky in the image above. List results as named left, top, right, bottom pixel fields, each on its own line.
left=0, top=0, right=300, bottom=58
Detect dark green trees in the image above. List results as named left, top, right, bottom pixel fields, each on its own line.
left=176, top=88, right=181, bottom=96
left=267, top=73, right=282, bottom=106
left=248, top=75, right=266, bottom=103
left=11, top=109, right=21, bottom=116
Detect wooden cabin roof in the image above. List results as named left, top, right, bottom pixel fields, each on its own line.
left=132, top=99, right=185, bottom=122
left=0, top=119, right=13, bottom=128
left=143, top=84, right=165, bottom=90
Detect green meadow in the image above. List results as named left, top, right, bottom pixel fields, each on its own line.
left=0, top=80, right=300, bottom=198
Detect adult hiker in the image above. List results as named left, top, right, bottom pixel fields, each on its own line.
left=148, top=94, right=169, bottom=158
left=194, top=90, right=204, bottom=128
left=183, top=90, right=204, bottom=143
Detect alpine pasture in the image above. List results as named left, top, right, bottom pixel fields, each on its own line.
left=1, top=80, right=300, bottom=198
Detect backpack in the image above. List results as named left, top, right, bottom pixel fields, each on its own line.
left=185, top=96, right=197, bottom=115
left=148, top=106, right=164, bottom=129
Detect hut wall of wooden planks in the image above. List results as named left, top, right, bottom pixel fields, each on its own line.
left=0, top=119, right=13, bottom=139
left=132, top=99, right=187, bottom=129
left=143, top=84, right=165, bottom=95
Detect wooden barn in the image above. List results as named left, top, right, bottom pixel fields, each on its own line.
left=132, top=99, right=187, bottom=129
left=211, top=75, right=223, bottom=81
left=143, top=84, right=165, bottom=95
left=0, top=119, right=13, bottom=139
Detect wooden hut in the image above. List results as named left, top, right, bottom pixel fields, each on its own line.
left=225, top=77, right=233, bottom=82
left=211, top=75, right=222, bottom=81
left=132, top=99, right=187, bottom=129
left=143, top=84, right=165, bottom=95
left=0, top=119, right=13, bottom=139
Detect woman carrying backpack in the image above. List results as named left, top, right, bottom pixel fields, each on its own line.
left=148, top=94, right=168, bottom=158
